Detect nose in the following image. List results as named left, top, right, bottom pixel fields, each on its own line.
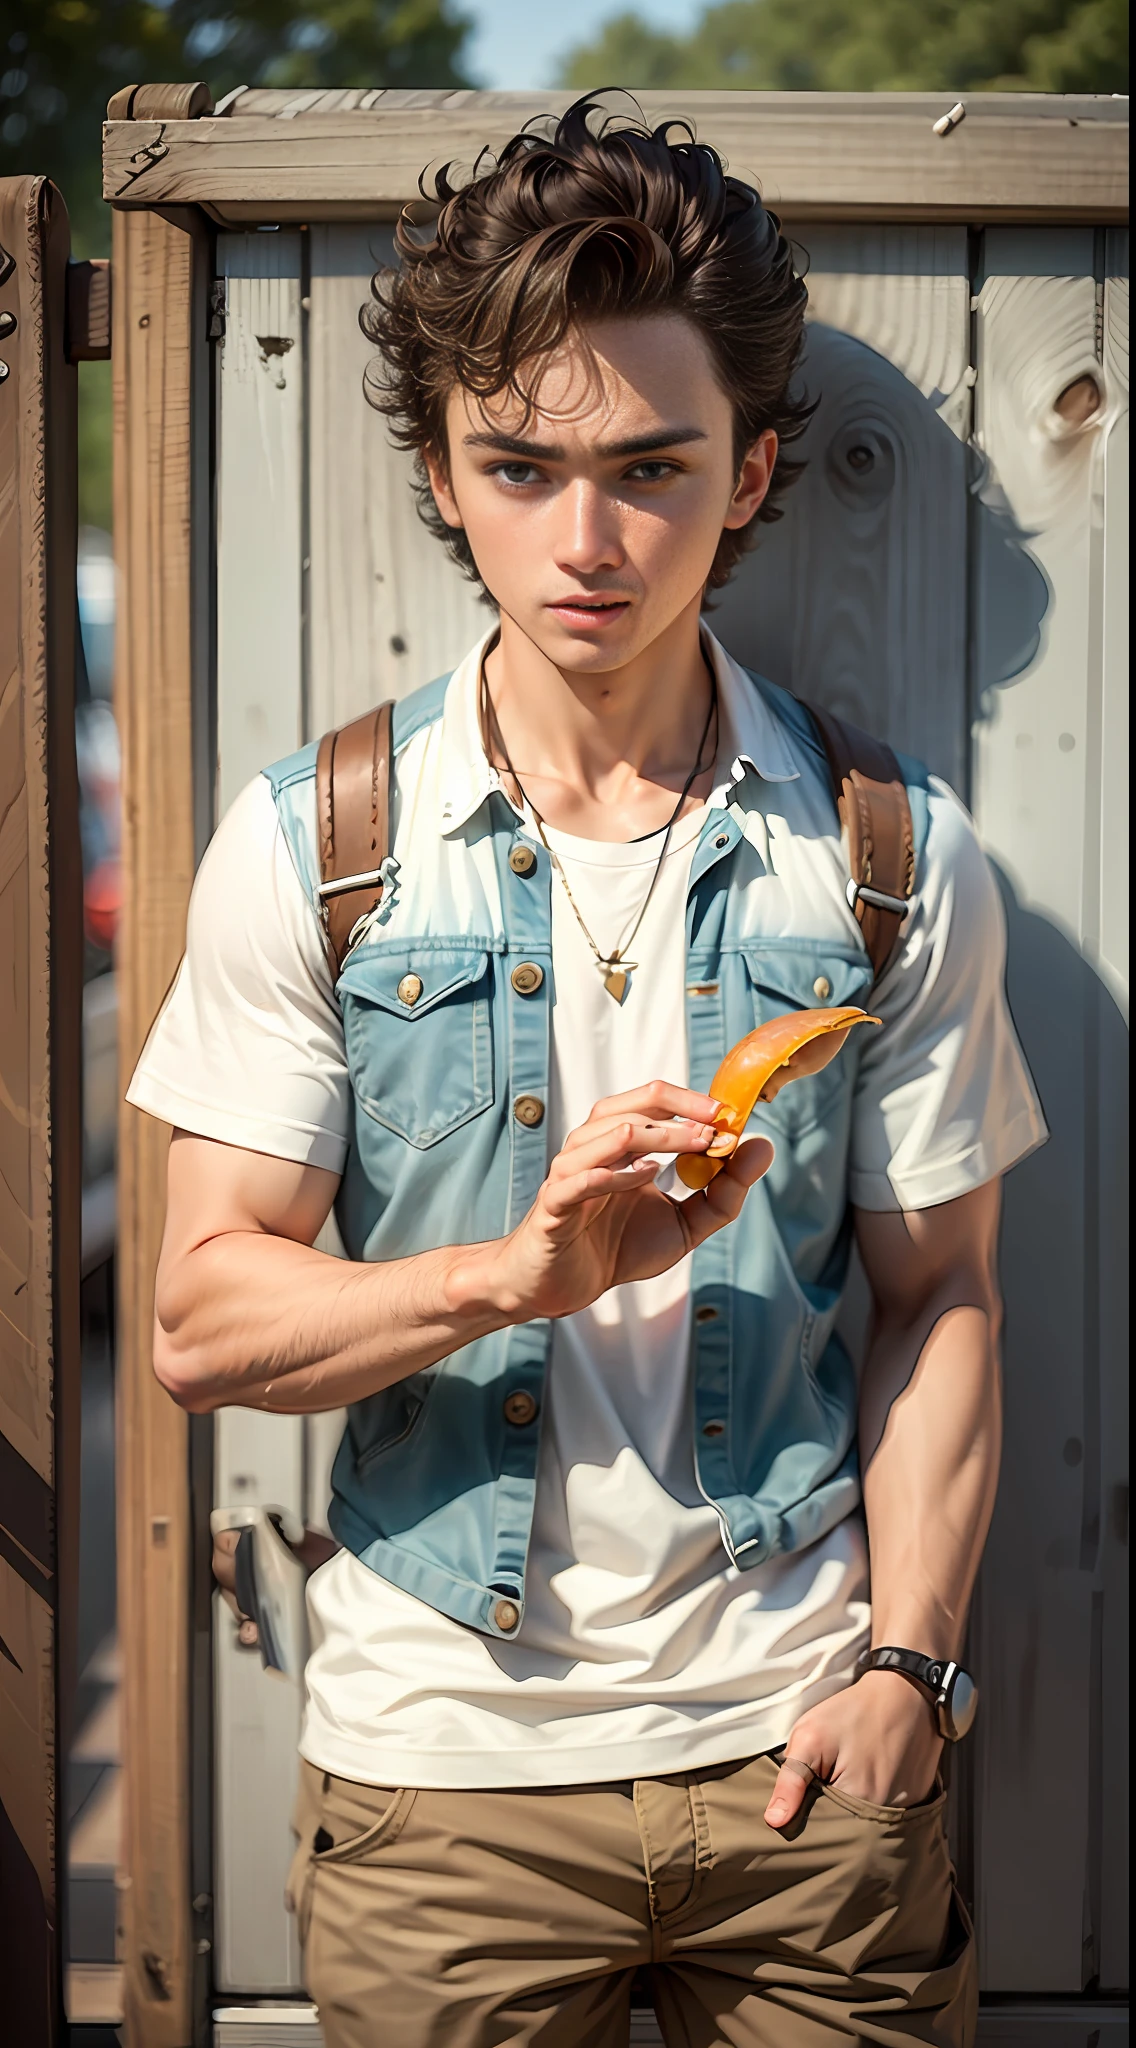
left=554, top=478, right=626, bottom=579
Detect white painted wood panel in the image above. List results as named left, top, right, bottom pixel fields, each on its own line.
left=214, top=229, right=308, bottom=1994
left=713, top=314, right=970, bottom=788
left=213, top=1402, right=305, bottom=1994
left=208, top=210, right=1128, bottom=2006
left=216, top=231, right=304, bottom=812
left=307, top=224, right=488, bottom=736
left=969, top=227, right=1128, bottom=1995
left=1094, top=229, right=1128, bottom=2000
left=801, top=225, right=972, bottom=431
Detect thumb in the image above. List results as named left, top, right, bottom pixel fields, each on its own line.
left=731, top=1134, right=775, bottom=1185
left=764, top=1748, right=821, bottom=1831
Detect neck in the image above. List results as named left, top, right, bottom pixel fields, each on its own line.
left=484, top=593, right=716, bottom=839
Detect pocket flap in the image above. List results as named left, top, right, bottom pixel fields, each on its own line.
left=740, top=943, right=873, bottom=1014
left=338, top=947, right=490, bottom=1019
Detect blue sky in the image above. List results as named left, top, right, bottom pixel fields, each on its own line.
left=463, top=0, right=704, bottom=89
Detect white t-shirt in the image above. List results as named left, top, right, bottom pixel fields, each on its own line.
left=129, top=633, right=1046, bottom=1788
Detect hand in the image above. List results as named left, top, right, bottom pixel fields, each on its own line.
left=471, top=1082, right=774, bottom=1322
left=211, top=1523, right=338, bottom=1648
left=212, top=1526, right=260, bottom=1646
left=764, top=1669, right=944, bottom=1828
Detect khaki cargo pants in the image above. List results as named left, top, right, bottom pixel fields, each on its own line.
left=287, top=1751, right=976, bottom=2047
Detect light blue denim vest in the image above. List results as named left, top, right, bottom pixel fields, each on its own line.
left=265, top=670, right=930, bottom=1638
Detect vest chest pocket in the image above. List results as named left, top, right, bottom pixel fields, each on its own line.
left=740, top=943, right=874, bottom=1139
left=338, top=947, right=494, bottom=1148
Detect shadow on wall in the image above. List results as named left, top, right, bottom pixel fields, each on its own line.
left=713, top=319, right=1051, bottom=790
left=715, top=317, right=1127, bottom=1968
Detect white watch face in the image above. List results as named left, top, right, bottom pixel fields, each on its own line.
left=946, top=1667, right=978, bottom=1739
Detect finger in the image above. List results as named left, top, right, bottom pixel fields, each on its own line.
left=237, top=1618, right=260, bottom=1648
left=765, top=1753, right=819, bottom=1829
left=670, top=1136, right=774, bottom=1250
left=543, top=1158, right=661, bottom=1219
left=583, top=1081, right=721, bottom=1128
left=551, top=1119, right=716, bottom=1180
left=212, top=1530, right=240, bottom=1594
left=558, top=1112, right=716, bottom=1159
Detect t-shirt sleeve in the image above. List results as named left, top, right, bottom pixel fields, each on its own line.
left=849, top=776, right=1047, bottom=1212
left=126, top=774, right=351, bottom=1172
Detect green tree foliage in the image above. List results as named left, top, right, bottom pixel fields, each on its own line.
left=561, top=0, right=1129, bottom=96
left=0, top=0, right=473, bottom=252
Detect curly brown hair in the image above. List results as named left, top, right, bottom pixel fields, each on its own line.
left=360, top=94, right=812, bottom=597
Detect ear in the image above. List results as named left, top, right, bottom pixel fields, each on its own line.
left=722, top=428, right=778, bottom=531
left=423, top=443, right=464, bottom=532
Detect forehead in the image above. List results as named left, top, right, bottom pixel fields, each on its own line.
left=448, top=312, right=729, bottom=437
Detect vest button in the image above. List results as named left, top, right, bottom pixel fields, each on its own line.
left=513, top=1094, right=545, bottom=1128
left=397, top=973, right=423, bottom=1006
left=694, top=1304, right=719, bottom=1324
left=508, top=844, right=537, bottom=876
left=813, top=975, right=832, bottom=1001
left=702, top=1419, right=725, bottom=1438
left=503, top=1389, right=538, bottom=1427
left=494, top=1599, right=520, bottom=1633
left=510, top=962, right=544, bottom=996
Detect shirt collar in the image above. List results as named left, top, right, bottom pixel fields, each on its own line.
left=436, top=625, right=800, bottom=836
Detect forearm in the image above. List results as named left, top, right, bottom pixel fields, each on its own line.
left=154, top=1229, right=508, bottom=1413
left=860, top=1296, right=1002, bottom=1657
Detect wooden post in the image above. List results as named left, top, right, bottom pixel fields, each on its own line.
left=0, top=173, right=83, bottom=2047
left=113, top=204, right=199, bottom=2046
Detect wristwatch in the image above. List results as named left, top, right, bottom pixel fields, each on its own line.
left=854, top=1645, right=978, bottom=1741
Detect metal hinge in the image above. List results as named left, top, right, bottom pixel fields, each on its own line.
left=208, top=278, right=226, bottom=342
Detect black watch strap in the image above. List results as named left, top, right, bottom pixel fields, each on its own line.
left=855, top=1645, right=978, bottom=1741
left=855, top=1645, right=945, bottom=1695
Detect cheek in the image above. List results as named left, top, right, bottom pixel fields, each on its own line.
left=627, top=482, right=731, bottom=576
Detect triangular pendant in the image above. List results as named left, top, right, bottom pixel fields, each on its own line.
left=603, top=968, right=629, bottom=1003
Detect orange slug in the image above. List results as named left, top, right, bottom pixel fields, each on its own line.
left=676, top=1006, right=881, bottom=1189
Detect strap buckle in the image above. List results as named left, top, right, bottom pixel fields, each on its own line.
left=318, top=865, right=386, bottom=900
left=846, top=878, right=912, bottom=918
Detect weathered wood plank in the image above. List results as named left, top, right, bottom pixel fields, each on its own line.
left=113, top=205, right=198, bottom=2046
left=714, top=235, right=972, bottom=792
left=0, top=170, right=82, bottom=2048
left=800, top=226, right=971, bottom=427
left=1094, top=229, right=1128, bottom=1998
left=308, top=224, right=488, bottom=731
left=212, top=1404, right=304, bottom=1995
left=103, top=93, right=1129, bottom=225
left=216, top=232, right=304, bottom=811
left=969, top=227, right=1128, bottom=1994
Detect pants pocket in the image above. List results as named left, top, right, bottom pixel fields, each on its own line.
left=285, top=1767, right=417, bottom=1950
left=314, top=1776, right=418, bottom=1865
left=818, top=1773, right=946, bottom=1826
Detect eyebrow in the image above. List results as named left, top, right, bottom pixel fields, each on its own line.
left=461, top=426, right=709, bottom=461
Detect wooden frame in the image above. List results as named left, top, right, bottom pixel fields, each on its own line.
left=0, top=174, right=83, bottom=2044
left=113, top=200, right=212, bottom=2046
left=104, top=90, right=1129, bottom=2046
left=103, top=90, right=1128, bottom=226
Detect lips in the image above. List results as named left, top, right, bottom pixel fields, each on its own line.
left=546, top=597, right=632, bottom=628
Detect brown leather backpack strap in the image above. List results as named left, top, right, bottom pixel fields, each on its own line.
left=806, top=702, right=915, bottom=980
left=314, top=701, right=394, bottom=979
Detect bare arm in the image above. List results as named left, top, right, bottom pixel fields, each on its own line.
left=764, top=1178, right=1002, bottom=1825
left=153, top=1095, right=772, bottom=1414
left=856, top=1178, right=1002, bottom=1662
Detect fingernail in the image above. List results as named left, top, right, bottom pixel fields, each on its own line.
left=766, top=1804, right=787, bottom=1824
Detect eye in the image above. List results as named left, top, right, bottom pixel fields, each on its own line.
left=625, top=459, right=680, bottom=483
left=490, top=461, right=543, bottom=487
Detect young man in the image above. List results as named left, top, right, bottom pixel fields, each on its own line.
left=131, top=99, right=1045, bottom=2047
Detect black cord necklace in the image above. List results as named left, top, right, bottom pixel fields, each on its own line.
left=482, top=657, right=719, bottom=1003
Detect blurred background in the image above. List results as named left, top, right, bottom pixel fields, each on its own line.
left=0, top=0, right=1127, bottom=2021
